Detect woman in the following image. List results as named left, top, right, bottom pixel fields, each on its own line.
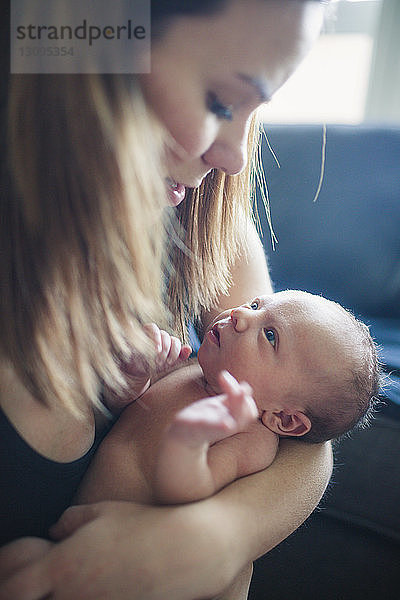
left=0, top=1, right=332, bottom=598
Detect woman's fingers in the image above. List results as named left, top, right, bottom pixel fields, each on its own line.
left=0, top=556, right=51, bottom=600
left=0, top=537, right=53, bottom=584
left=49, top=503, right=100, bottom=541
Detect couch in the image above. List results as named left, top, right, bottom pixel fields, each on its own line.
left=249, top=124, right=400, bottom=600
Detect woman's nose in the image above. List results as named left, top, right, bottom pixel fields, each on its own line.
left=202, top=119, right=249, bottom=175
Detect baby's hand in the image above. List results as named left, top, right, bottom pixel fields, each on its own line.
left=166, top=370, right=259, bottom=447
left=143, top=323, right=192, bottom=373
left=121, top=324, right=191, bottom=381
left=154, top=371, right=260, bottom=504
left=105, top=324, right=191, bottom=413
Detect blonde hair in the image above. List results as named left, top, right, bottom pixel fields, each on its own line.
left=1, top=74, right=262, bottom=415
left=166, top=116, right=261, bottom=339
left=1, top=74, right=169, bottom=415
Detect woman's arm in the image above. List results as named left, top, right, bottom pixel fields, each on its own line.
left=197, top=221, right=333, bottom=563
left=212, top=439, right=333, bottom=561
left=0, top=222, right=332, bottom=599
left=214, top=564, right=254, bottom=600
left=0, top=440, right=332, bottom=600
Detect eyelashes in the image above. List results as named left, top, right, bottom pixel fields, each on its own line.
left=207, top=92, right=233, bottom=121
left=250, top=298, right=278, bottom=349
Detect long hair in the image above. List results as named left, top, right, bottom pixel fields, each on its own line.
left=1, top=0, right=323, bottom=414
left=1, top=74, right=168, bottom=415
left=166, top=117, right=261, bottom=340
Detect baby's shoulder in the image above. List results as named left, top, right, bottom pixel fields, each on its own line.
left=115, top=360, right=203, bottom=434
left=151, top=359, right=203, bottom=397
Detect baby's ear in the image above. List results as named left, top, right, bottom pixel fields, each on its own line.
left=261, top=409, right=311, bottom=437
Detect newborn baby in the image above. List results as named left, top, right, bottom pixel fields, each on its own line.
left=77, top=290, right=380, bottom=506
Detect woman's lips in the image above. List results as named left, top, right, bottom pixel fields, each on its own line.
left=165, top=169, right=212, bottom=206
left=166, top=177, right=186, bottom=206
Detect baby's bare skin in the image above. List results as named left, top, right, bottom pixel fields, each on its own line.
left=76, top=362, right=277, bottom=506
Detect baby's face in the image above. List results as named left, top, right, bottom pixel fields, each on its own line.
left=198, top=290, right=354, bottom=413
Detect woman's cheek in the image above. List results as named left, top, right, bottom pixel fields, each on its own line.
left=171, top=114, right=219, bottom=159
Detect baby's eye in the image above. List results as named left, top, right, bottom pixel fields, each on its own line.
left=207, top=92, right=233, bottom=121
left=264, top=329, right=276, bottom=348
left=250, top=300, right=259, bottom=310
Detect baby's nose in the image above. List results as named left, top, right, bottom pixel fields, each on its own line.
left=230, top=307, right=249, bottom=332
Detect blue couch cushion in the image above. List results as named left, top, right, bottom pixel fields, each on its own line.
left=258, top=124, right=400, bottom=318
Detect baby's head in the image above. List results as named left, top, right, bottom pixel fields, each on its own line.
left=198, top=290, right=382, bottom=443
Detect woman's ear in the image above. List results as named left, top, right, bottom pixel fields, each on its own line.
left=261, top=409, right=312, bottom=437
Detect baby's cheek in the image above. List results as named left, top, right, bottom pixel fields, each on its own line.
left=221, top=354, right=249, bottom=382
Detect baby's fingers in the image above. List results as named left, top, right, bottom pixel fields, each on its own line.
left=166, top=334, right=181, bottom=365
left=159, top=333, right=191, bottom=366
left=179, top=344, right=192, bottom=362
left=144, top=324, right=192, bottom=370
left=157, top=329, right=172, bottom=363
left=143, top=322, right=162, bottom=353
left=218, top=371, right=259, bottom=424
left=165, top=337, right=191, bottom=365
left=218, top=370, right=251, bottom=397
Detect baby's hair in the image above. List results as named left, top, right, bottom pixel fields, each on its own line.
left=301, top=307, right=384, bottom=444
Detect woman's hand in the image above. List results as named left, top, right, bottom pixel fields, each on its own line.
left=0, top=501, right=238, bottom=600
left=104, top=324, right=192, bottom=413
left=0, top=537, right=54, bottom=585
left=0, top=437, right=332, bottom=600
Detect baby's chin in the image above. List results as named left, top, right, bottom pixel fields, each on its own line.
left=197, top=353, right=219, bottom=393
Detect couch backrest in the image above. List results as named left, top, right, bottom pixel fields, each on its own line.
left=257, top=124, right=400, bottom=320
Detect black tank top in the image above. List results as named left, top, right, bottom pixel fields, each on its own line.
left=0, top=407, right=110, bottom=546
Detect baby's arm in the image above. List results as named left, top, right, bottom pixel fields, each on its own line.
left=154, top=371, right=279, bottom=504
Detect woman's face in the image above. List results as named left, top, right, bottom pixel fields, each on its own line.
left=140, top=0, right=323, bottom=205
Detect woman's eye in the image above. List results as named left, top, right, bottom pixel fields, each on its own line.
left=250, top=300, right=259, bottom=310
left=264, top=329, right=276, bottom=348
left=207, top=92, right=233, bottom=121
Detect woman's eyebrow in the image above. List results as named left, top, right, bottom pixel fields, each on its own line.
left=235, top=73, right=271, bottom=103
